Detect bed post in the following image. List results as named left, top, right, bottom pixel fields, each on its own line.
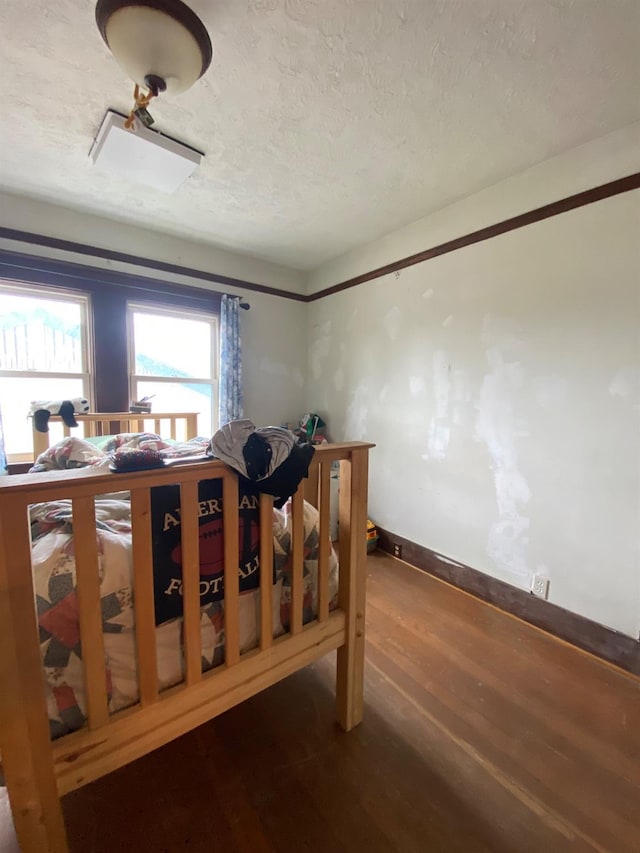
left=31, top=419, right=49, bottom=459
left=336, top=446, right=369, bottom=731
left=0, top=496, right=69, bottom=853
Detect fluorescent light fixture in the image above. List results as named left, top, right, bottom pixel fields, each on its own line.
left=89, top=110, right=203, bottom=193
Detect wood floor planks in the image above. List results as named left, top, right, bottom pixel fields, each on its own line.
left=1, top=551, right=638, bottom=852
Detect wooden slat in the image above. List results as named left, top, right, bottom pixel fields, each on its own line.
left=186, top=413, right=198, bottom=439
left=72, top=497, right=109, bottom=730
left=317, top=462, right=331, bottom=623
left=130, top=488, right=158, bottom=706
left=290, top=487, right=304, bottom=635
left=57, top=555, right=640, bottom=853
left=0, top=458, right=229, bottom=503
left=304, top=458, right=319, bottom=508
left=32, top=425, right=48, bottom=458
left=0, top=496, right=69, bottom=852
left=259, top=494, right=274, bottom=650
left=180, top=480, right=202, bottom=685
left=0, top=438, right=373, bottom=850
left=222, top=474, right=240, bottom=666
left=154, top=419, right=161, bottom=436
left=62, top=425, right=70, bottom=438
left=170, top=418, right=177, bottom=440
left=53, top=613, right=346, bottom=795
left=336, top=449, right=369, bottom=731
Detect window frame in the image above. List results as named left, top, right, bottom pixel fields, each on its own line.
left=0, top=281, right=94, bottom=462
left=0, top=249, right=223, bottom=465
left=127, top=300, right=219, bottom=435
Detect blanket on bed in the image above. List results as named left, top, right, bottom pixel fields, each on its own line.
left=27, top=435, right=338, bottom=738
left=29, top=431, right=210, bottom=472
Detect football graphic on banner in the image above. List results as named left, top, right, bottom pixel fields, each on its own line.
left=151, top=478, right=268, bottom=625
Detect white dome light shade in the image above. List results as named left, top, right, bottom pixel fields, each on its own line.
left=96, top=0, right=212, bottom=96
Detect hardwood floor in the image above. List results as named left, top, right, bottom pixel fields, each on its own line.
left=2, top=551, right=639, bottom=852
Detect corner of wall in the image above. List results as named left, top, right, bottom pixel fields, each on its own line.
left=306, top=121, right=640, bottom=295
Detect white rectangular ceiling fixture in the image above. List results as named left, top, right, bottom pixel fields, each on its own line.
left=89, top=110, right=203, bottom=193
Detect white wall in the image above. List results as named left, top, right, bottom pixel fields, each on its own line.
left=240, top=292, right=306, bottom=428
left=0, top=194, right=308, bottom=429
left=308, top=121, right=640, bottom=293
left=0, top=191, right=305, bottom=295
left=307, top=130, right=640, bottom=639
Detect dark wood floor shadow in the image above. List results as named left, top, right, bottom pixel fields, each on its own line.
left=2, top=552, right=639, bottom=853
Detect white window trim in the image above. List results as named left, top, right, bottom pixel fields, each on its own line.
left=0, top=282, right=94, bottom=462
left=126, top=301, right=219, bottom=433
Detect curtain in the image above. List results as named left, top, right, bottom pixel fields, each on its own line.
left=0, top=403, right=6, bottom=474
left=218, top=294, right=243, bottom=427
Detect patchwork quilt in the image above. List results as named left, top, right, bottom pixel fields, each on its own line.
left=28, top=435, right=338, bottom=738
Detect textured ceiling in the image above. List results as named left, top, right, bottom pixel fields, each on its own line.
left=0, top=0, right=638, bottom=270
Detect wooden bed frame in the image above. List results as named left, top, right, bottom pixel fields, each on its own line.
left=30, top=411, right=200, bottom=459
left=0, top=437, right=372, bottom=852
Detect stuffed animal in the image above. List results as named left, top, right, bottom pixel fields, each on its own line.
left=28, top=398, right=90, bottom=433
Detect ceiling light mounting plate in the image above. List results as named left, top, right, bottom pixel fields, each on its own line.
left=90, top=110, right=203, bottom=193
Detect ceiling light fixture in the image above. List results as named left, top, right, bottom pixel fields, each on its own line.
left=95, top=0, right=212, bottom=127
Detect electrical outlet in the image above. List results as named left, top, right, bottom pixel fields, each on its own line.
left=530, top=574, right=550, bottom=599
left=393, top=543, right=402, bottom=558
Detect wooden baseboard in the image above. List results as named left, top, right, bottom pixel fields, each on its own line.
left=376, top=528, right=640, bottom=676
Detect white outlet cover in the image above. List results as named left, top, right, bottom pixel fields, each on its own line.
left=530, top=575, right=550, bottom=599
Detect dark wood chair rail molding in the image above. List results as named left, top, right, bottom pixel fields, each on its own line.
left=0, top=172, right=637, bottom=304
left=376, top=527, right=640, bottom=677
left=0, top=227, right=307, bottom=303
left=308, top=171, right=640, bottom=300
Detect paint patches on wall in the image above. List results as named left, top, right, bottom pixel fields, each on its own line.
left=475, top=314, right=530, bottom=579
left=409, top=376, right=425, bottom=396
left=451, top=368, right=472, bottom=425
left=345, top=383, right=369, bottom=440
left=533, top=375, right=567, bottom=408
left=260, top=358, right=306, bottom=390
left=334, top=365, right=345, bottom=391
left=424, top=349, right=451, bottom=460
left=383, top=306, right=402, bottom=340
left=442, top=315, right=453, bottom=327
left=260, top=357, right=288, bottom=377
left=609, top=367, right=639, bottom=400
left=423, top=288, right=434, bottom=300
left=310, top=320, right=332, bottom=380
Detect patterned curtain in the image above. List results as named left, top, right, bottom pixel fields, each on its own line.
left=0, top=403, right=6, bottom=474
left=218, top=294, right=243, bottom=427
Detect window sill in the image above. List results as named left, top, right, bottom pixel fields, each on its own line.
left=7, top=462, right=34, bottom=475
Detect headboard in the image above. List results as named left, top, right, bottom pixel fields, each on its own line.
left=30, top=412, right=200, bottom=458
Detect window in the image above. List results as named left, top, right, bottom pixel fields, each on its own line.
left=0, top=255, right=222, bottom=464
left=0, top=284, right=92, bottom=461
left=128, top=302, right=218, bottom=438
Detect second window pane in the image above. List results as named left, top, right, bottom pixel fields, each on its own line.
left=133, top=311, right=212, bottom=379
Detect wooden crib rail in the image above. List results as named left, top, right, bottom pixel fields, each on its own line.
left=31, top=411, right=200, bottom=458
left=0, top=441, right=373, bottom=853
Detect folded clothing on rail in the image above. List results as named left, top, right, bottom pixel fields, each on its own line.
left=209, top=419, right=315, bottom=508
